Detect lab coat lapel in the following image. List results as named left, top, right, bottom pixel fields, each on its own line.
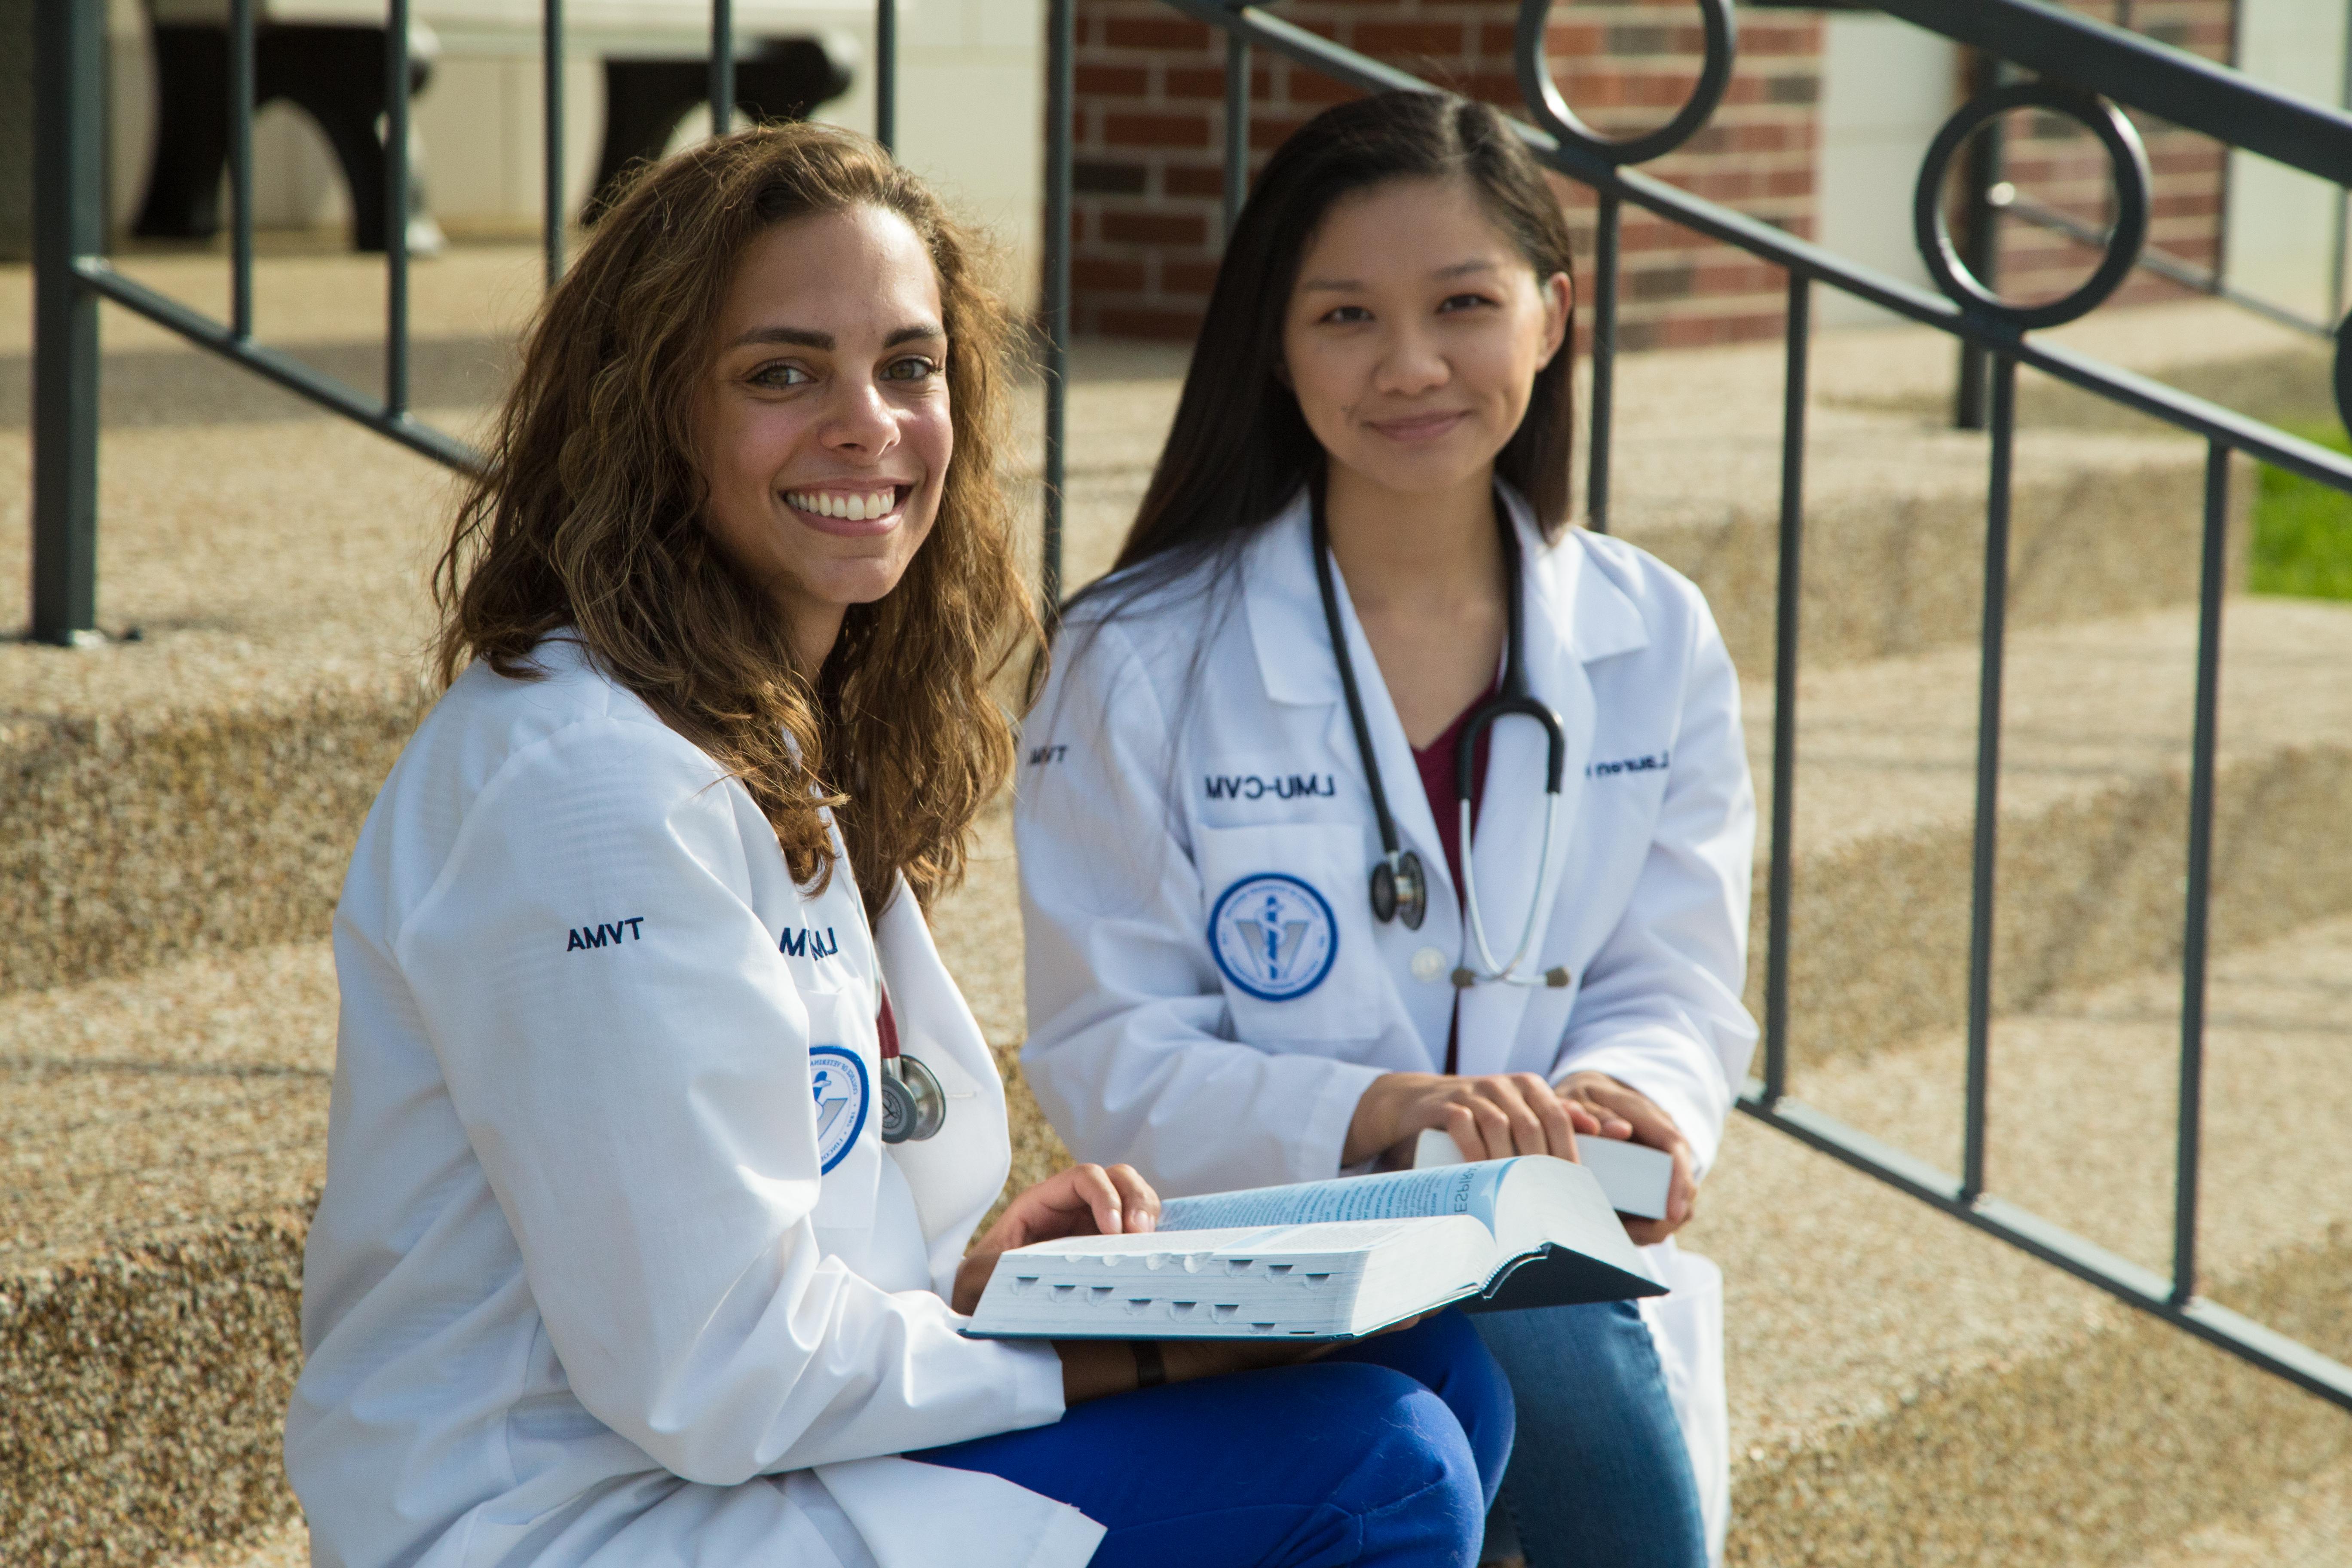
left=1240, top=498, right=1453, bottom=908
left=1452, top=502, right=1644, bottom=1077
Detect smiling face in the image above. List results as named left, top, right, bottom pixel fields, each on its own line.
left=1281, top=175, right=1570, bottom=508
left=697, top=204, right=951, bottom=666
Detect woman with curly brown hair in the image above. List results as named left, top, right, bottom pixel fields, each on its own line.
left=285, top=123, right=1510, bottom=1568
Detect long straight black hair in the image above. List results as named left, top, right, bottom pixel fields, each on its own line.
left=1097, top=90, right=1580, bottom=604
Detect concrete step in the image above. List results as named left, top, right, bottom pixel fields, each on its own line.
left=1, top=942, right=332, bottom=1567
left=1753, top=592, right=2352, bottom=1072
left=1702, top=910, right=2352, bottom=1566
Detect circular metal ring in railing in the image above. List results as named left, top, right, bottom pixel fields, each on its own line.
left=1514, top=0, right=1736, bottom=168
left=1913, top=82, right=2152, bottom=331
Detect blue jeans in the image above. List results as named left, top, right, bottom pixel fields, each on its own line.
left=916, top=1310, right=1514, bottom=1566
left=1471, top=1301, right=1706, bottom=1568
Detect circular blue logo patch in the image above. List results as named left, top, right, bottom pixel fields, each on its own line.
left=808, top=1046, right=870, bottom=1174
left=1208, top=873, right=1339, bottom=1002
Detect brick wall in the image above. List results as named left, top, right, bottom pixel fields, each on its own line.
left=1072, top=0, right=1825, bottom=349
left=1067, top=0, right=2233, bottom=347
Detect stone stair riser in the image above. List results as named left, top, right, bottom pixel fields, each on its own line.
left=1631, top=459, right=2248, bottom=678
left=1, top=697, right=420, bottom=999
left=0, top=1219, right=306, bottom=1568
left=1754, top=743, right=2352, bottom=1070
left=1729, top=1229, right=2352, bottom=1568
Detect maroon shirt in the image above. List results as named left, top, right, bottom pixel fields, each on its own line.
left=1412, top=678, right=1498, bottom=1074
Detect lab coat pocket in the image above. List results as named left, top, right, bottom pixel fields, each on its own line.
left=1638, top=1240, right=1729, bottom=1568
left=1194, top=822, right=1380, bottom=1044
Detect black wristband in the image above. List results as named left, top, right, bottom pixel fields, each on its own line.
left=1130, top=1339, right=1167, bottom=1390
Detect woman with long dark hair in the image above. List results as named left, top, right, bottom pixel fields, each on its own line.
left=287, top=122, right=1512, bottom=1568
left=1017, top=93, right=1754, bottom=1566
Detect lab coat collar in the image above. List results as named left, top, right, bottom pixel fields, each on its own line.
left=1237, top=487, right=1651, bottom=704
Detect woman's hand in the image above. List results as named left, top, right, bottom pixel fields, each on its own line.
left=1343, top=1071, right=1604, bottom=1167
left=1557, top=1072, right=1698, bottom=1244
left=952, top=1164, right=1159, bottom=1314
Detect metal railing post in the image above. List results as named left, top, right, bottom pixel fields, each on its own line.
left=386, top=0, right=413, bottom=418
left=1586, top=190, right=1620, bottom=534
left=545, top=0, right=566, bottom=287
left=1224, top=30, right=1250, bottom=239
left=2172, top=440, right=2230, bottom=1306
left=30, top=0, right=104, bottom=646
left=1763, top=271, right=1811, bottom=1106
left=1041, top=0, right=1074, bottom=624
left=1954, top=52, right=2004, bottom=431
left=877, top=0, right=897, bottom=153
left=1962, top=351, right=2018, bottom=1203
left=711, top=0, right=736, bottom=135
left=230, top=0, right=257, bottom=338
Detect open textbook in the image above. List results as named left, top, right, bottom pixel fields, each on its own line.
left=964, top=1157, right=1664, bottom=1342
left=1410, top=1127, right=1675, bottom=1221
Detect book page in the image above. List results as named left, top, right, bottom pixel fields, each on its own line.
left=1158, top=1161, right=1516, bottom=1236
left=1017, top=1220, right=1420, bottom=1256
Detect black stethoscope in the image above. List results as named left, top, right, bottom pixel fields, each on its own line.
left=876, top=986, right=947, bottom=1142
left=1310, top=484, right=1573, bottom=990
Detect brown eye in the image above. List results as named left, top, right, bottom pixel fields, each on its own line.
left=750, top=361, right=813, bottom=389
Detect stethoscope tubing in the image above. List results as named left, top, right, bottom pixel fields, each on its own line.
left=1311, top=483, right=1570, bottom=989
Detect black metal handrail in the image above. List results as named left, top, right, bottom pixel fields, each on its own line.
left=28, top=0, right=2352, bottom=1417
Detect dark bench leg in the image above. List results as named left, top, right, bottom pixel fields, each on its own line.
left=135, top=26, right=233, bottom=238
left=134, top=23, right=431, bottom=253
left=585, top=42, right=850, bottom=222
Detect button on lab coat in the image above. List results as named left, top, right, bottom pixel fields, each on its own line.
left=1015, top=490, right=1755, bottom=1558
left=289, top=637, right=1103, bottom=1568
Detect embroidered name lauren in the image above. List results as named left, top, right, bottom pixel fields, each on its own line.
left=1586, top=750, right=1670, bottom=778
left=1204, top=773, right=1337, bottom=802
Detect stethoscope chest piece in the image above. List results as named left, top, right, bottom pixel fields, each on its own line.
left=1369, top=850, right=1428, bottom=931
left=880, top=1055, right=946, bottom=1143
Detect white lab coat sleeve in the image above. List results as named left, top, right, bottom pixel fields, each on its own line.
left=1018, top=624, right=1389, bottom=1197
left=393, top=716, right=1064, bottom=1486
left=1551, top=598, right=1758, bottom=1179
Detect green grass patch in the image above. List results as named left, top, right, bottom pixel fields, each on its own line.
left=2252, top=423, right=2352, bottom=600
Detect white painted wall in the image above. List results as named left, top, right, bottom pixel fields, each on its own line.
left=1812, top=12, right=1960, bottom=328
left=107, top=0, right=1042, bottom=308
left=2224, top=0, right=2348, bottom=325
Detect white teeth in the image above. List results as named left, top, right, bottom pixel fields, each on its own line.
left=787, top=488, right=897, bottom=521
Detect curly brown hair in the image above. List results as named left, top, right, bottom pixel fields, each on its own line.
left=434, top=122, right=1035, bottom=919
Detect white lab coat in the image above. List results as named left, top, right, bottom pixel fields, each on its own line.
left=1015, top=489, right=1755, bottom=1560
left=288, top=636, right=1105, bottom=1568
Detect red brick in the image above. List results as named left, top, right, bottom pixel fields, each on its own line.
left=1075, top=257, right=1148, bottom=292
left=1103, top=210, right=1209, bottom=245
left=1105, top=111, right=1213, bottom=150
left=1100, top=16, right=1211, bottom=51
left=1075, top=64, right=1148, bottom=96
left=1161, top=259, right=1226, bottom=295
left=1164, top=65, right=1239, bottom=101
left=1351, top=21, right=1470, bottom=58
left=1098, top=306, right=1204, bottom=340
left=1164, top=164, right=1234, bottom=198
